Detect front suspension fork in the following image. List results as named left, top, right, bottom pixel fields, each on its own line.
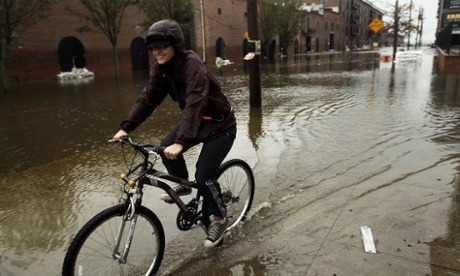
left=113, top=196, right=139, bottom=263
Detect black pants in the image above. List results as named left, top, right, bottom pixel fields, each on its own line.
left=160, top=125, right=237, bottom=217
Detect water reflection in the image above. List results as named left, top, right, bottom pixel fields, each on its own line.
left=226, top=255, right=270, bottom=275
left=0, top=48, right=459, bottom=275
left=431, top=73, right=460, bottom=107
left=248, top=107, right=262, bottom=150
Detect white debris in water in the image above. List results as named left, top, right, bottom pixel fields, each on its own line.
left=216, top=57, right=234, bottom=67
left=395, top=51, right=422, bottom=63
left=57, top=67, right=94, bottom=80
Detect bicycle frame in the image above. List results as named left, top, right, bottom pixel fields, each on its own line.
left=118, top=135, right=206, bottom=230
left=140, top=169, right=202, bottom=223
left=114, top=162, right=204, bottom=265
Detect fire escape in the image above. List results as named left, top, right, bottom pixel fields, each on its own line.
left=350, top=1, right=360, bottom=48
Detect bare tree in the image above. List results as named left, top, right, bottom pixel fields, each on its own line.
left=0, top=0, right=55, bottom=93
left=139, top=0, right=194, bottom=39
left=66, top=0, right=138, bottom=79
left=383, top=1, right=417, bottom=46
left=276, top=0, right=303, bottom=57
left=259, top=0, right=279, bottom=60
left=259, top=0, right=302, bottom=60
left=381, top=0, right=420, bottom=63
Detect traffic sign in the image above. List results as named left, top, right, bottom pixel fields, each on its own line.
left=369, top=18, right=383, bottom=33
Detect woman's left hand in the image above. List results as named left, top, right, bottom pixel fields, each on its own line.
left=164, top=143, right=184, bottom=159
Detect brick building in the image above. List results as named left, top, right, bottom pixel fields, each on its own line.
left=190, top=0, right=248, bottom=63
left=7, top=0, right=251, bottom=82
left=302, top=0, right=384, bottom=51
left=6, top=0, right=383, bottom=82
left=8, top=1, right=149, bottom=81
left=300, top=4, right=345, bottom=53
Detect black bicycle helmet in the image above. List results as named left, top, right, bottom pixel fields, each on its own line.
left=146, top=19, right=185, bottom=54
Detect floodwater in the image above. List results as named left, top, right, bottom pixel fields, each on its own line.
left=0, top=47, right=459, bottom=275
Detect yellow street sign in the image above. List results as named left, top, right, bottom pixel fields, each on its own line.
left=369, top=18, right=383, bottom=33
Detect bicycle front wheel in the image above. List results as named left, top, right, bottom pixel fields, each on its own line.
left=62, top=204, right=165, bottom=276
left=218, top=159, right=255, bottom=231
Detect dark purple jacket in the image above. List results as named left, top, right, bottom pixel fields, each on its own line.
left=120, top=50, right=236, bottom=146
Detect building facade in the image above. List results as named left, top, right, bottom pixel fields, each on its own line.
left=6, top=0, right=384, bottom=82
left=437, top=0, right=460, bottom=33
left=8, top=1, right=149, bottom=81
left=190, top=0, right=248, bottom=63
left=436, top=0, right=460, bottom=72
left=437, top=0, right=460, bottom=53
left=302, top=0, right=384, bottom=51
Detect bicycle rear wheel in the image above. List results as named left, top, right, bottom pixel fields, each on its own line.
left=62, top=204, right=165, bottom=276
left=218, top=159, right=255, bottom=231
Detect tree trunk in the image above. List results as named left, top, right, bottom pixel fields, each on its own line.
left=0, top=40, right=11, bottom=94
left=112, top=44, right=120, bottom=79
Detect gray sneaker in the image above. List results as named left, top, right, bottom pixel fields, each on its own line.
left=160, top=185, right=192, bottom=203
left=203, top=218, right=229, bottom=248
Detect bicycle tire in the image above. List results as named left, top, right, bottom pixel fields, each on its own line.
left=62, top=204, right=165, bottom=276
left=217, top=159, right=255, bottom=231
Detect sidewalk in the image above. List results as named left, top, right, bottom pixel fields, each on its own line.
left=156, top=172, right=459, bottom=276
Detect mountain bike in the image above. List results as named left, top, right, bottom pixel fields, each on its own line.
left=62, top=135, right=255, bottom=275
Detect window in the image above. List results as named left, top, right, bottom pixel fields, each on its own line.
left=449, top=0, right=460, bottom=8
left=218, top=8, right=222, bottom=15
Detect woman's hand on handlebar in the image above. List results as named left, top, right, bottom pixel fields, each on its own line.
left=164, top=143, right=183, bottom=160
left=109, top=129, right=128, bottom=142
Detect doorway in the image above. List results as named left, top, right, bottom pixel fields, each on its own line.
left=58, top=36, right=85, bottom=72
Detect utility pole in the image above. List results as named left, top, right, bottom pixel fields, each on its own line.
left=200, top=0, right=206, bottom=63
left=247, top=0, right=261, bottom=108
left=392, top=0, right=399, bottom=64
left=418, top=7, right=424, bottom=47
left=406, top=0, right=413, bottom=51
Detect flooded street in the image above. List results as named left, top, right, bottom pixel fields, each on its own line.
left=1, top=47, right=459, bottom=275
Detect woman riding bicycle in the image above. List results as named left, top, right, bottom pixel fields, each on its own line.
left=112, top=19, right=236, bottom=248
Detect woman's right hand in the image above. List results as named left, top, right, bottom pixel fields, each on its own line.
left=109, top=129, right=128, bottom=142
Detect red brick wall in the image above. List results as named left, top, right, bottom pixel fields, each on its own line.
left=8, top=1, right=147, bottom=81
left=191, top=0, right=247, bottom=63
left=437, top=48, right=460, bottom=73
left=8, top=0, right=250, bottom=81
left=6, top=0, right=388, bottom=82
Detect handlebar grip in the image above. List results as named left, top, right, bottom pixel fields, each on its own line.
left=108, top=135, right=129, bottom=143
left=148, top=145, right=166, bottom=154
left=110, top=135, right=165, bottom=155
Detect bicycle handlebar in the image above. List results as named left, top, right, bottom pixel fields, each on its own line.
left=115, top=135, right=166, bottom=158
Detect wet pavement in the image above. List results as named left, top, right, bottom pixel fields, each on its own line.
left=159, top=48, right=460, bottom=275
left=0, top=47, right=459, bottom=275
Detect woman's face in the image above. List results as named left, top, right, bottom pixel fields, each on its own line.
left=152, top=45, right=175, bottom=64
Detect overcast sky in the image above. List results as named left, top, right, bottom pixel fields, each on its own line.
left=372, top=0, right=438, bottom=44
